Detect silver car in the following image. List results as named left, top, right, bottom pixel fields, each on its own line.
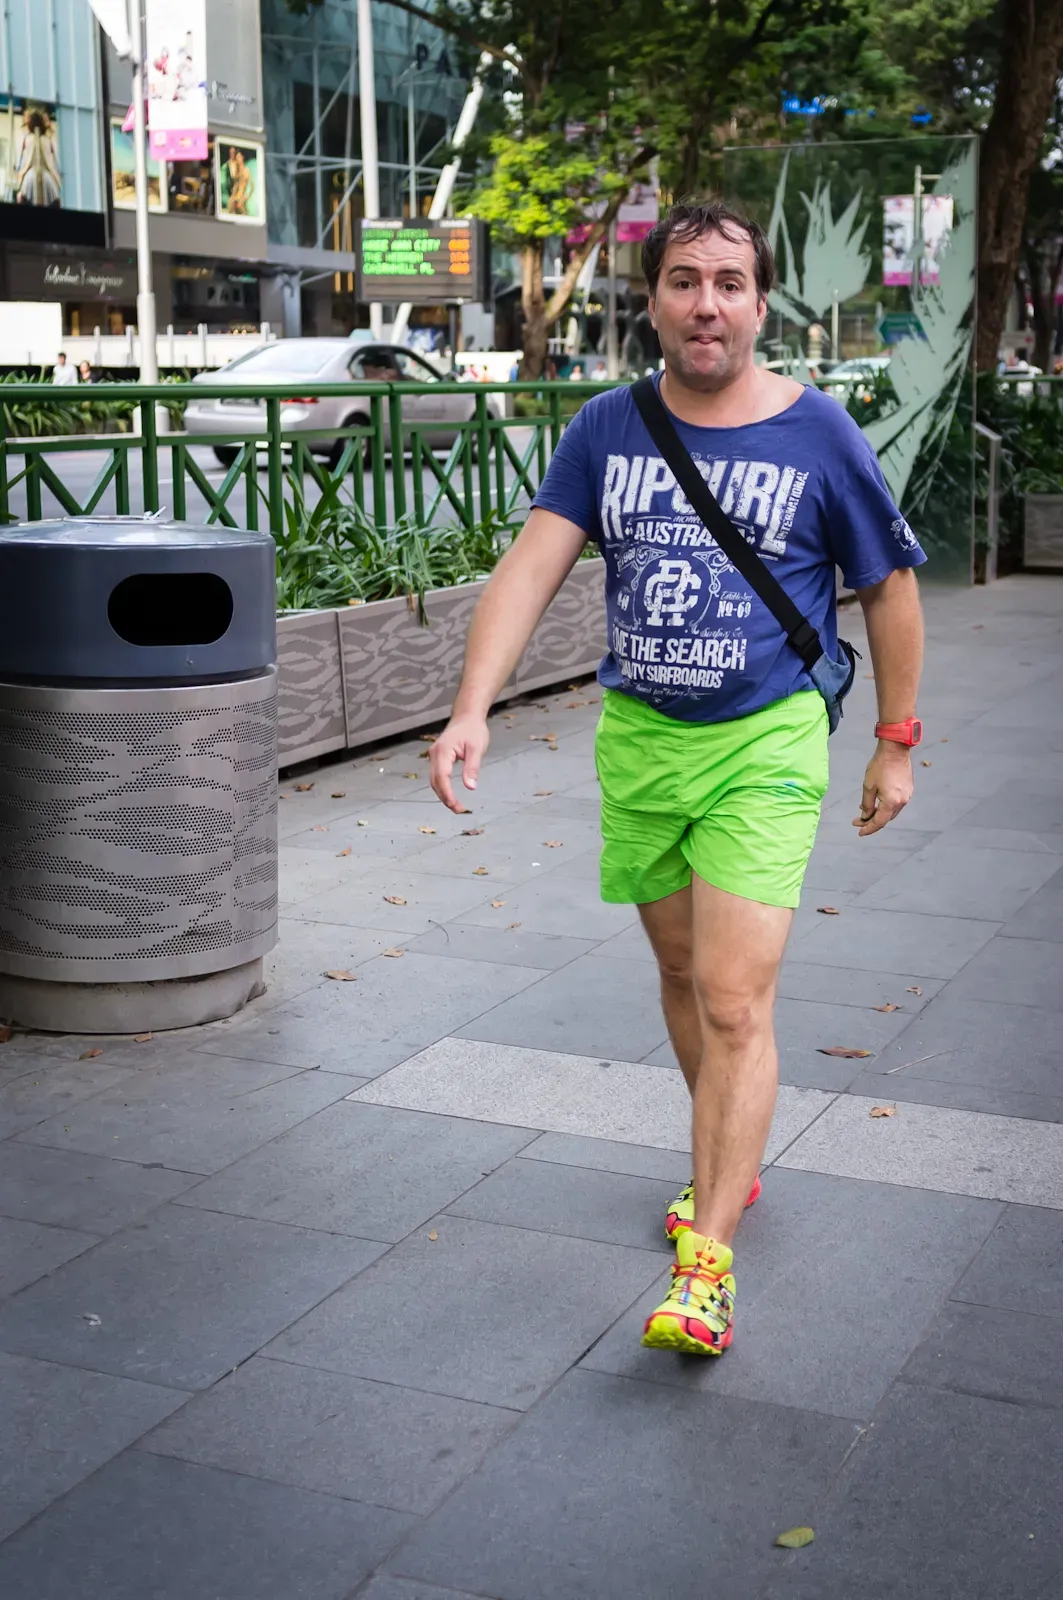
left=183, top=337, right=498, bottom=468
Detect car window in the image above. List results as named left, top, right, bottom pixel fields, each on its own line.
left=391, top=350, right=440, bottom=382
left=349, top=347, right=402, bottom=381
left=225, top=343, right=336, bottom=377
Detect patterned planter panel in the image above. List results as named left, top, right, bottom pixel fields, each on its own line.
left=276, top=610, right=346, bottom=765
left=276, top=559, right=607, bottom=767
left=512, top=558, right=606, bottom=693
left=338, top=583, right=485, bottom=747
left=1024, top=496, right=1063, bottom=569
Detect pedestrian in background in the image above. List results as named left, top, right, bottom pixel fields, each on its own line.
left=52, top=352, right=78, bottom=386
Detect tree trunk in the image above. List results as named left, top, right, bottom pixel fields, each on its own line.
left=975, top=0, right=1063, bottom=372
left=517, top=242, right=548, bottom=381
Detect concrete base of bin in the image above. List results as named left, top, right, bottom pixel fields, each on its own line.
left=0, top=957, right=266, bottom=1035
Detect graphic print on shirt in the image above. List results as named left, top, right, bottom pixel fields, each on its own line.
left=599, top=451, right=810, bottom=698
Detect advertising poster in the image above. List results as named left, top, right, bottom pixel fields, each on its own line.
left=883, top=193, right=954, bottom=286
left=168, top=136, right=215, bottom=213
left=145, top=0, right=208, bottom=163
left=0, top=96, right=62, bottom=207
left=215, top=140, right=264, bottom=225
left=110, top=120, right=166, bottom=212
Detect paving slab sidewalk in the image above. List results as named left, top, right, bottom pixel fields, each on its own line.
left=1, top=575, right=1061, bottom=1600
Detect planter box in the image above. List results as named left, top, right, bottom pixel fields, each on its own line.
left=1024, top=495, right=1063, bottom=569
left=277, top=556, right=606, bottom=769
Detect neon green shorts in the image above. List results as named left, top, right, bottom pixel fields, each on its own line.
left=595, top=688, right=829, bottom=910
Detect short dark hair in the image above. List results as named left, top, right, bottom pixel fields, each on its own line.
left=642, top=200, right=774, bottom=301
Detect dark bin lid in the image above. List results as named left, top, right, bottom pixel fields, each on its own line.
left=0, top=517, right=273, bottom=550
left=0, top=516, right=276, bottom=684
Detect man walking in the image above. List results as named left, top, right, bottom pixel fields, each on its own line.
left=430, top=200, right=925, bottom=1357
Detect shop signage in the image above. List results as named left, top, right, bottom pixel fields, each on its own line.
left=9, top=251, right=135, bottom=301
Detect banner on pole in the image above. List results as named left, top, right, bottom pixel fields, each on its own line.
left=146, top=0, right=208, bottom=163
left=883, top=194, right=954, bottom=287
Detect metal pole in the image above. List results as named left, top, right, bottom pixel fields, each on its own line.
left=129, top=0, right=157, bottom=383
left=407, top=80, right=416, bottom=219
left=912, top=163, right=923, bottom=290
left=606, top=215, right=619, bottom=379
left=357, top=0, right=383, bottom=338
left=831, top=288, right=840, bottom=360
left=391, top=51, right=492, bottom=345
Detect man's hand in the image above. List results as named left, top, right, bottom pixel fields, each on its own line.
left=430, top=714, right=491, bottom=813
left=853, top=742, right=914, bottom=836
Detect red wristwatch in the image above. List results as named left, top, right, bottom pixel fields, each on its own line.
left=875, top=718, right=922, bottom=747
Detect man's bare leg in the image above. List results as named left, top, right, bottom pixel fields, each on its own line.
left=637, top=888, right=699, bottom=1094
left=687, top=875, right=791, bottom=1247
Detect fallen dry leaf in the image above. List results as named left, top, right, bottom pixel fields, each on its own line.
left=418, top=825, right=437, bottom=835
left=506, top=921, right=522, bottom=930
left=336, top=847, right=352, bottom=857
left=491, top=899, right=505, bottom=908
left=402, top=772, right=419, bottom=779
left=870, top=1105, right=896, bottom=1118
left=547, top=743, right=558, bottom=751
left=565, top=699, right=587, bottom=708
left=921, top=760, right=932, bottom=768
left=134, top=1033, right=153, bottom=1043
left=419, top=734, right=437, bottom=743
left=774, top=1528, right=815, bottom=1550
left=418, top=751, right=431, bottom=759
left=472, top=866, right=490, bottom=876
left=382, top=948, right=405, bottom=958
left=0, top=1025, right=11, bottom=1044
left=544, top=840, right=563, bottom=847
left=331, top=791, right=346, bottom=798
left=313, top=825, right=329, bottom=832
left=533, top=790, right=554, bottom=797
left=383, top=895, right=407, bottom=906
left=428, top=1230, right=439, bottom=1241
left=279, top=791, right=291, bottom=799
left=462, top=827, right=484, bottom=836
left=818, top=1046, right=873, bottom=1059
left=817, top=906, right=841, bottom=916
left=294, top=782, right=314, bottom=792
left=79, top=1048, right=103, bottom=1059
left=873, top=1002, right=900, bottom=1013
left=906, top=985, right=923, bottom=995
left=940, top=737, right=949, bottom=743
left=455, top=804, right=472, bottom=815
left=325, top=969, right=358, bottom=981
left=357, top=819, right=370, bottom=827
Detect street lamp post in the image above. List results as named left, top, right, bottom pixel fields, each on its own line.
left=357, top=0, right=383, bottom=339
left=129, top=0, right=158, bottom=384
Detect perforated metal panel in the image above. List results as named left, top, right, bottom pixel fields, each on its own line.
left=0, top=673, right=278, bottom=984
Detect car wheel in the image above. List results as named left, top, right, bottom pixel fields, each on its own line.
left=329, top=413, right=372, bottom=471
left=213, top=446, right=239, bottom=468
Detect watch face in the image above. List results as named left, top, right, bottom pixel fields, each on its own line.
left=911, top=719, right=923, bottom=745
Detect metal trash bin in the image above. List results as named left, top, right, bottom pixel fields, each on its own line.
left=0, top=517, right=278, bottom=1034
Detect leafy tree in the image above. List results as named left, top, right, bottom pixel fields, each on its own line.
left=869, top=0, right=1063, bottom=370
left=379, top=0, right=658, bottom=376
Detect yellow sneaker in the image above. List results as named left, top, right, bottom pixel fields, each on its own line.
left=665, top=1174, right=761, bottom=1241
left=641, top=1231, right=735, bottom=1356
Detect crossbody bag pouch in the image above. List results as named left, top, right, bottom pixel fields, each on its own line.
left=631, top=377, right=858, bottom=734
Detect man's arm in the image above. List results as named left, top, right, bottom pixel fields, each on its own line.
left=429, top=508, right=590, bottom=811
left=853, top=566, right=924, bottom=837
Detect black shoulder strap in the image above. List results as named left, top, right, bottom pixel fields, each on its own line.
left=630, top=375, right=823, bottom=672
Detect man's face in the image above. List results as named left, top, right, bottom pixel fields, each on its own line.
left=649, top=226, right=765, bottom=391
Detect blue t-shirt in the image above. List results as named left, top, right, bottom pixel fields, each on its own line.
left=532, top=379, right=926, bottom=722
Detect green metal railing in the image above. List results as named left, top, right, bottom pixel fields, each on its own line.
left=0, top=379, right=619, bottom=534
